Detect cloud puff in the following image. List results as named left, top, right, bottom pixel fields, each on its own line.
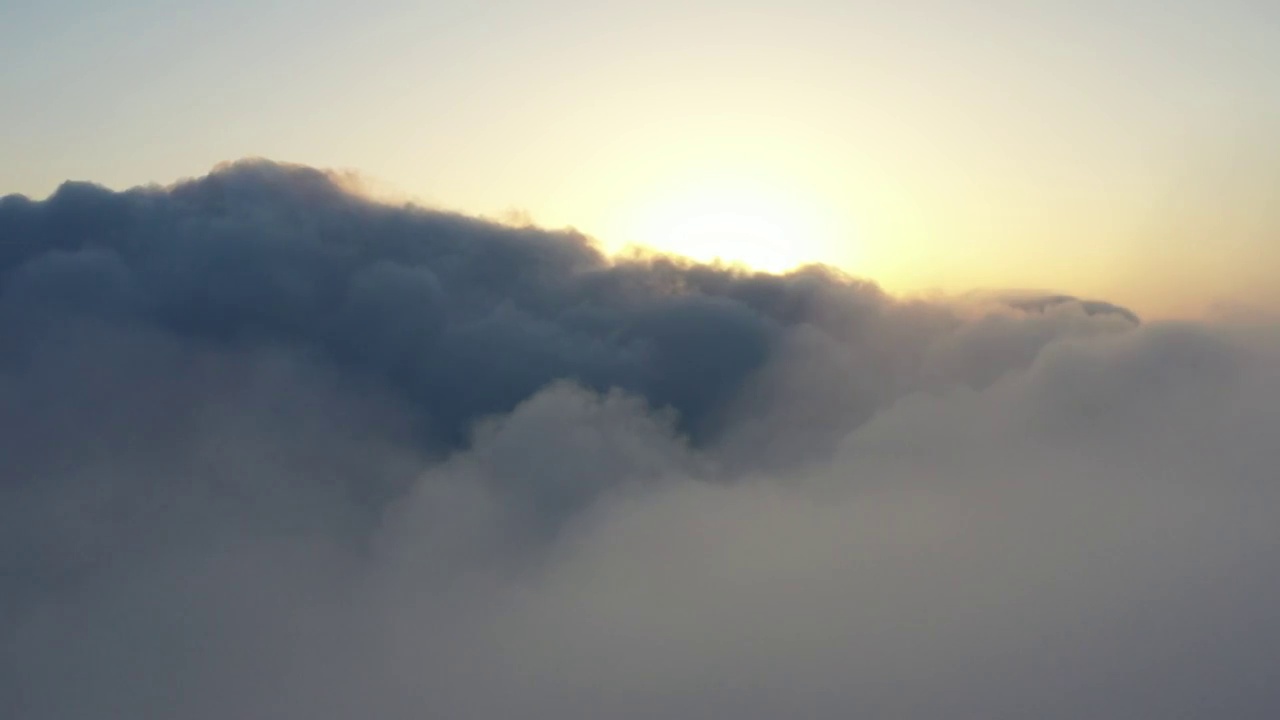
left=6, top=160, right=1277, bottom=719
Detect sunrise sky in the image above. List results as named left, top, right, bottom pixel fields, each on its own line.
left=4, top=0, right=1278, bottom=316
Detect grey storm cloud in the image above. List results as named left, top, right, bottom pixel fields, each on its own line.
left=3, top=160, right=1278, bottom=719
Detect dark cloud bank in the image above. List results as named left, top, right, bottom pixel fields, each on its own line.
left=2, top=160, right=1278, bottom=719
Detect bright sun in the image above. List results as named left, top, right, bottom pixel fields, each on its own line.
left=606, top=178, right=836, bottom=273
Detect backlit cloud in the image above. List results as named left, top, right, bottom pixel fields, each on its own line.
left=4, top=161, right=1276, bottom=719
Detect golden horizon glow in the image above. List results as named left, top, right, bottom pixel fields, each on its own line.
left=594, top=173, right=847, bottom=274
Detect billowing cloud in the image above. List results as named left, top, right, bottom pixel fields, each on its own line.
left=3, top=160, right=1277, bottom=719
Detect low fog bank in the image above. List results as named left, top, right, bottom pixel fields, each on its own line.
left=3, top=161, right=1277, bottom=719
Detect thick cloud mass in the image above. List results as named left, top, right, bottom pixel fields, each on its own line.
left=3, top=160, right=1278, bottom=719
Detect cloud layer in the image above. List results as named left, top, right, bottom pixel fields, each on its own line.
left=3, top=160, right=1277, bottom=719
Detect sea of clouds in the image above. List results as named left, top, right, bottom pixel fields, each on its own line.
left=2, top=160, right=1277, bottom=719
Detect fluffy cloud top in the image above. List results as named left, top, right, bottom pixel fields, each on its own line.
left=3, top=160, right=1276, bottom=719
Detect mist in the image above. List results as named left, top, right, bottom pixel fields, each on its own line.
left=2, top=160, right=1277, bottom=719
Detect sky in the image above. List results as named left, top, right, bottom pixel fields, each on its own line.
left=4, top=0, right=1279, bottom=317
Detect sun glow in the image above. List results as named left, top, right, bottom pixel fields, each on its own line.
left=604, top=177, right=840, bottom=273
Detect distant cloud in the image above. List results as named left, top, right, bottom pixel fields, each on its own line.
left=5, top=160, right=1277, bottom=719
